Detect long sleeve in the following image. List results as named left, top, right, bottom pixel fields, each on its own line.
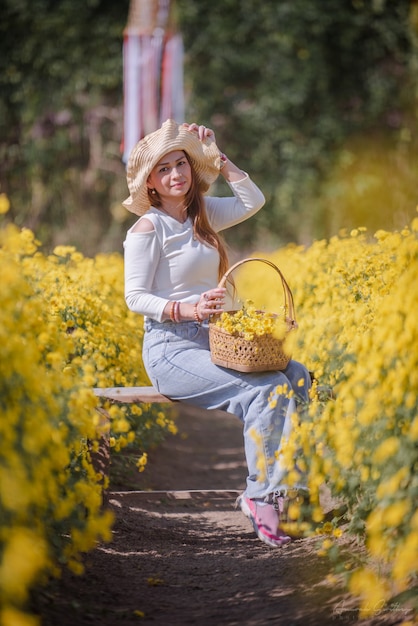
left=207, top=174, right=265, bottom=231
left=124, top=229, right=169, bottom=322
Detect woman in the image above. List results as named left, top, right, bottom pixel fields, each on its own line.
left=123, top=119, right=311, bottom=547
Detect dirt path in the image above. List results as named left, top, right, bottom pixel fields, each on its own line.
left=33, top=406, right=414, bottom=626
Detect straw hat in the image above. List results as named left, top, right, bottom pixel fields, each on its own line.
left=122, top=119, right=223, bottom=216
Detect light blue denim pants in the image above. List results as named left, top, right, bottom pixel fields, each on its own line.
left=143, top=319, right=311, bottom=500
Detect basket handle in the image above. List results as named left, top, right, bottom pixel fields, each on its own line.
left=217, top=257, right=296, bottom=325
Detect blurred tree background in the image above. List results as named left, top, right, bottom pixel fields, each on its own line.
left=1, top=0, right=417, bottom=256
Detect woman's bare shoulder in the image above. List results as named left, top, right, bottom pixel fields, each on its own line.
left=130, top=217, right=155, bottom=233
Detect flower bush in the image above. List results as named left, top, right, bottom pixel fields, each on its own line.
left=236, top=216, right=418, bottom=617
left=0, top=214, right=176, bottom=625
left=30, top=244, right=177, bottom=454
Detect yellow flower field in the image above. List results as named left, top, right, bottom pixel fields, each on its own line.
left=1, top=203, right=417, bottom=622
left=0, top=218, right=176, bottom=625
left=235, top=215, right=418, bottom=618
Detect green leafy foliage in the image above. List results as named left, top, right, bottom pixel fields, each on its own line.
left=178, top=0, right=416, bottom=245
left=0, top=0, right=129, bottom=250
left=0, top=0, right=416, bottom=253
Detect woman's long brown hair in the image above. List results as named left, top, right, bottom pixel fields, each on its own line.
left=184, top=162, right=229, bottom=281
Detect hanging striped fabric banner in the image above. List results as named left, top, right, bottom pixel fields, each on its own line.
left=122, top=0, right=185, bottom=164
left=160, top=33, right=184, bottom=124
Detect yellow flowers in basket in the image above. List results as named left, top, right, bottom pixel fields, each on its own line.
left=209, top=258, right=296, bottom=372
left=213, top=301, right=288, bottom=342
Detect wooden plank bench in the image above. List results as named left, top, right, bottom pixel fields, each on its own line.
left=94, top=386, right=174, bottom=404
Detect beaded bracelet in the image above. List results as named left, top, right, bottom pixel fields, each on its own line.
left=170, top=301, right=177, bottom=322
left=193, top=303, right=203, bottom=324
left=174, top=300, right=181, bottom=323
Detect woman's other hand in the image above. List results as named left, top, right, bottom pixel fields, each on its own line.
left=196, top=287, right=226, bottom=320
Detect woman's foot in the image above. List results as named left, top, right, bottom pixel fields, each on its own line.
left=237, top=495, right=292, bottom=547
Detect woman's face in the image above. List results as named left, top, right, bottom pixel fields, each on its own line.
left=147, top=150, right=192, bottom=204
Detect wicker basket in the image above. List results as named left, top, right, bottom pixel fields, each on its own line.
left=209, top=258, right=296, bottom=373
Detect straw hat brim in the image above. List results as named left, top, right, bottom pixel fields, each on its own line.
left=122, top=119, right=222, bottom=216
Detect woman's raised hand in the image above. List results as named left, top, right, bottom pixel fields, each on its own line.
left=183, top=122, right=216, bottom=144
